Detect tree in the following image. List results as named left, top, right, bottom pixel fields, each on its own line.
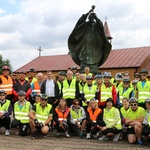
left=0, top=54, right=12, bottom=74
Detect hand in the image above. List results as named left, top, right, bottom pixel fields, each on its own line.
left=0, top=112, right=3, bottom=118
left=101, top=126, right=107, bottom=131
left=54, top=99, right=58, bottom=104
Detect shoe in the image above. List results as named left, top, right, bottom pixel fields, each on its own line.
left=31, top=131, right=37, bottom=140
left=138, top=139, right=143, bottom=146
left=79, top=132, right=83, bottom=138
left=56, top=132, right=60, bottom=136
left=86, top=133, right=91, bottom=139
left=5, top=129, right=10, bottom=136
left=65, top=132, right=71, bottom=138
left=93, top=134, right=97, bottom=139
left=98, top=135, right=109, bottom=141
left=43, top=134, right=47, bottom=138
left=113, top=133, right=121, bottom=141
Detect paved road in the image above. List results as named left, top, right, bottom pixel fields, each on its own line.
left=0, top=129, right=149, bottom=150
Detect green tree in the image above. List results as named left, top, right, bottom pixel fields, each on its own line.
left=0, top=54, right=12, bottom=74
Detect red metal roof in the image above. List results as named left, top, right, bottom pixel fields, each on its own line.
left=15, top=46, right=150, bottom=72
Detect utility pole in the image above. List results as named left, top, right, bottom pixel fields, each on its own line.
left=37, top=46, right=43, bottom=57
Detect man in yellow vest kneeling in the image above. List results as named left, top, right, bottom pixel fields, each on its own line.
left=28, top=94, right=53, bottom=139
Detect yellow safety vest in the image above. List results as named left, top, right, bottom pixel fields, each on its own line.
left=104, top=107, right=122, bottom=130
left=137, top=81, right=150, bottom=103
left=62, top=79, right=76, bottom=99
left=14, top=101, right=30, bottom=123
left=101, top=84, right=112, bottom=102
left=0, top=100, right=10, bottom=112
left=36, top=103, right=52, bottom=123
left=70, top=108, right=82, bottom=121
left=82, top=83, right=97, bottom=106
left=120, top=107, right=129, bottom=119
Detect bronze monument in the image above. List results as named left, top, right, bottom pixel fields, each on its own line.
left=68, top=6, right=112, bottom=73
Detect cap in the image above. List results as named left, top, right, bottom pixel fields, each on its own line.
left=0, top=90, right=6, bottom=95
left=58, top=71, right=66, bottom=76
left=140, top=68, right=148, bottom=75
left=71, top=66, right=77, bottom=70
left=29, top=67, right=36, bottom=72
left=2, top=66, right=10, bottom=71
left=115, top=73, right=123, bottom=80
left=134, top=73, right=140, bottom=77
left=41, top=94, right=48, bottom=100
left=86, top=76, right=93, bottom=80
left=18, top=90, right=26, bottom=96
left=123, top=78, right=130, bottom=83
left=103, top=72, right=111, bottom=78
left=132, top=80, right=138, bottom=84
left=19, top=70, right=26, bottom=75
left=129, top=97, right=138, bottom=103
left=35, top=94, right=41, bottom=98
left=145, top=98, right=150, bottom=103
left=95, top=74, right=102, bottom=79
left=106, top=98, right=114, bottom=106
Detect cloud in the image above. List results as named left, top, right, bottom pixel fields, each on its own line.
left=0, top=0, right=150, bottom=70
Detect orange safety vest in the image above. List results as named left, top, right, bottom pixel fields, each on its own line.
left=87, top=107, right=102, bottom=122
left=0, top=75, right=13, bottom=95
left=33, top=81, right=41, bottom=94
left=55, top=107, right=70, bottom=122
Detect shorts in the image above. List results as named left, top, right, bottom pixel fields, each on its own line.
left=127, top=127, right=135, bottom=135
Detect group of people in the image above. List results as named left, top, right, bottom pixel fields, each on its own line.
left=0, top=65, right=150, bottom=147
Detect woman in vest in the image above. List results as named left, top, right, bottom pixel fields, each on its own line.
left=28, top=94, right=53, bottom=139
left=0, top=90, right=12, bottom=136
left=70, top=99, right=86, bottom=138
left=86, top=99, right=102, bottom=139
left=11, top=90, right=32, bottom=136
left=53, top=98, right=71, bottom=137
left=142, top=98, right=150, bottom=143
left=98, top=98, right=122, bottom=141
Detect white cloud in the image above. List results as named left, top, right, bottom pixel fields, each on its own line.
left=0, top=0, right=150, bottom=70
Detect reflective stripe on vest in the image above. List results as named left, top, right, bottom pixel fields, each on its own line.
left=14, top=101, right=30, bottom=123
left=55, top=107, right=70, bottom=122
left=118, top=87, right=133, bottom=103
left=62, top=79, right=76, bottom=99
left=36, top=103, right=52, bottom=123
left=101, top=84, right=112, bottom=102
left=137, top=81, right=150, bottom=103
left=82, top=84, right=97, bottom=106
left=0, top=100, right=10, bottom=112
left=32, top=81, right=41, bottom=94
left=0, top=75, right=13, bottom=95
left=87, top=107, right=102, bottom=122
left=104, top=107, right=122, bottom=130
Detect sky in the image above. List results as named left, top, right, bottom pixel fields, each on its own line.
left=0, top=0, right=150, bottom=71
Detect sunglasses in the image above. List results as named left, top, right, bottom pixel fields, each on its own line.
left=74, top=103, right=79, bottom=105
left=123, top=82, right=129, bottom=84
left=130, top=104, right=137, bottom=106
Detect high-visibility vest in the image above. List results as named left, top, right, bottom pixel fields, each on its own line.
left=0, top=75, right=13, bottom=95
left=14, top=101, right=30, bottom=123
left=70, top=108, right=82, bottom=121
left=103, top=107, right=122, bottom=130
left=62, top=79, right=76, bottom=99
left=120, top=107, right=129, bottom=119
left=0, top=100, right=10, bottom=112
left=55, top=107, right=70, bottom=122
left=118, top=87, right=133, bottom=103
left=137, top=81, right=150, bottom=103
left=146, top=110, right=150, bottom=127
left=101, top=84, right=112, bottom=102
left=82, top=83, right=97, bottom=106
left=57, top=81, right=62, bottom=94
left=84, top=73, right=93, bottom=77
left=25, top=77, right=37, bottom=84
left=32, top=81, right=41, bottom=94
left=87, top=107, right=102, bottom=122
left=36, top=103, right=52, bottom=123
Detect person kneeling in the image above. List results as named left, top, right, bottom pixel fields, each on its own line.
left=70, top=99, right=86, bottom=138
left=28, top=94, right=53, bottom=139
left=11, top=90, right=32, bottom=136
left=98, top=98, right=122, bottom=141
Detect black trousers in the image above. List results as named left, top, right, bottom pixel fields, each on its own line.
left=11, top=119, right=30, bottom=136
left=142, top=126, right=150, bottom=136
left=0, top=116, right=10, bottom=130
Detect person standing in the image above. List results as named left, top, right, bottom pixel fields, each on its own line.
left=25, top=67, right=37, bottom=84
left=11, top=90, right=32, bottom=136
left=0, top=66, right=13, bottom=102
left=60, top=70, right=80, bottom=107
left=0, top=90, right=12, bottom=136
left=41, top=71, right=59, bottom=107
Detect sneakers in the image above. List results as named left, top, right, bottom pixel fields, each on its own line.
left=31, top=131, right=37, bottom=140
left=56, top=132, right=60, bottom=136
left=98, top=135, right=109, bottom=141
left=93, top=134, right=97, bottom=139
left=5, top=129, right=10, bottom=136
left=86, top=133, right=91, bottom=139
left=138, top=139, right=143, bottom=146
left=113, top=133, right=121, bottom=141
left=79, top=132, right=83, bottom=138
left=65, top=132, right=71, bottom=138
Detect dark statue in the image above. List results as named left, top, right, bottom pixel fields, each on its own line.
left=68, top=6, right=112, bottom=73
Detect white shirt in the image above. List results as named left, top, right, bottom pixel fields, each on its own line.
left=45, top=79, right=55, bottom=97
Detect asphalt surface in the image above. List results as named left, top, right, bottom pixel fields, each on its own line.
left=0, top=129, right=149, bottom=150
